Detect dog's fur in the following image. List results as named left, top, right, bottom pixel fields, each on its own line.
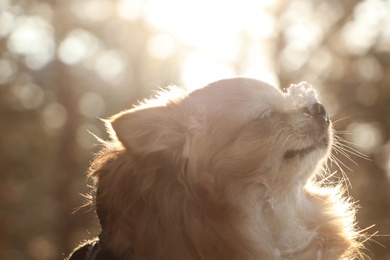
left=69, top=78, right=363, bottom=259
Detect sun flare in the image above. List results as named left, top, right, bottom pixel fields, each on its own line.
left=141, top=0, right=280, bottom=89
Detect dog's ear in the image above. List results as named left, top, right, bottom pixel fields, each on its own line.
left=109, top=105, right=186, bottom=156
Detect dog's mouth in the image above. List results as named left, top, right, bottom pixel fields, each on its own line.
left=283, top=137, right=329, bottom=160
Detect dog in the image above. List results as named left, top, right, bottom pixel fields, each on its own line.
left=68, top=78, right=364, bottom=259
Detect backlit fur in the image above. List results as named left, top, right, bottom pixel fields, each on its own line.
left=87, top=78, right=363, bottom=259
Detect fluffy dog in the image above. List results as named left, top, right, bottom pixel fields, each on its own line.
left=68, top=78, right=363, bottom=259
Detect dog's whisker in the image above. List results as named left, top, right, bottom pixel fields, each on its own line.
left=332, top=116, right=351, bottom=125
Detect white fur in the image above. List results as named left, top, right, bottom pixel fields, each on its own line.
left=285, top=81, right=319, bottom=109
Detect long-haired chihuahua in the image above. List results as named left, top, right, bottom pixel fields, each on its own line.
left=68, top=78, right=364, bottom=260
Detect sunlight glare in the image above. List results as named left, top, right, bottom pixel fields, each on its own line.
left=147, top=33, right=177, bottom=60
left=143, top=0, right=278, bottom=89
left=71, top=0, right=112, bottom=22
left=116, top=0, right=144, bottom=21
left=145, top=0, right=277, bottom=43
left=181, top=51, right=236, bottom=91
left=285, top=22, right=322, bottom=52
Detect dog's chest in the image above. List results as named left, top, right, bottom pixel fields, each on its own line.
left=244, top=191, right=320, bottom=259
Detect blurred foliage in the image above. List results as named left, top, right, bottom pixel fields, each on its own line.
left=0, top=0, right=389, bottom=259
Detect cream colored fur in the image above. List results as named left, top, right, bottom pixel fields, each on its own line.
left=89, top=78, right=363, bottom=259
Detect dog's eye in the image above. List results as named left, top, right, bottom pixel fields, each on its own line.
left=256, top=110, right=276, bottom=120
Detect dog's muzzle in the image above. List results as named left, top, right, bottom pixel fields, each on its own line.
left=303, top=102, right=330, bottom=126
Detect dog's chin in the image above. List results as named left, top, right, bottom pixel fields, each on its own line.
left=283, top=137, right=329, bottom=160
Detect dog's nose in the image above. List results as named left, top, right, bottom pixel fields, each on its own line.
left=305, top=103, right=329, bottom=124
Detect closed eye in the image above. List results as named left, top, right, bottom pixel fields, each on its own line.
left=255, top=110, right=276, bottom=120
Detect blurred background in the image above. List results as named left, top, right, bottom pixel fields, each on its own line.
left=0, top=0, right=389, bottom=259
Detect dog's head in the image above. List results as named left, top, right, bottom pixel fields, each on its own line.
left=110, top=78, right=331, bottom=191
left=92, top=78, right=334, bottom=258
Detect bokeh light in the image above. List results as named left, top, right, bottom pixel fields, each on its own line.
left=143, top=0, right=279, bottom=88
left=0, top=58, right=16, bottom=84
left=1, top=0, right=390, bottom=259
left=58, top=29, right=100, bottom=66
left=16, top=83, right=44, bottom=109
left=93, top=49, right=128, bottom=82
left=42, top=102, right=68, bottom=129
left=7, top=16, right=55, bottom=69
left=78, top=92, right=106, bottom=118
left=147, top=33, right=177, bottom=60
left=347, top=122, right=384, bottom=155
left=116, top=0, right=144, bottom=21
left=71, top=0, right=112, bottom=22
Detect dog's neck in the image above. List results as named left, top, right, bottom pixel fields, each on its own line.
left=235, top=182, right=319, bottom=258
